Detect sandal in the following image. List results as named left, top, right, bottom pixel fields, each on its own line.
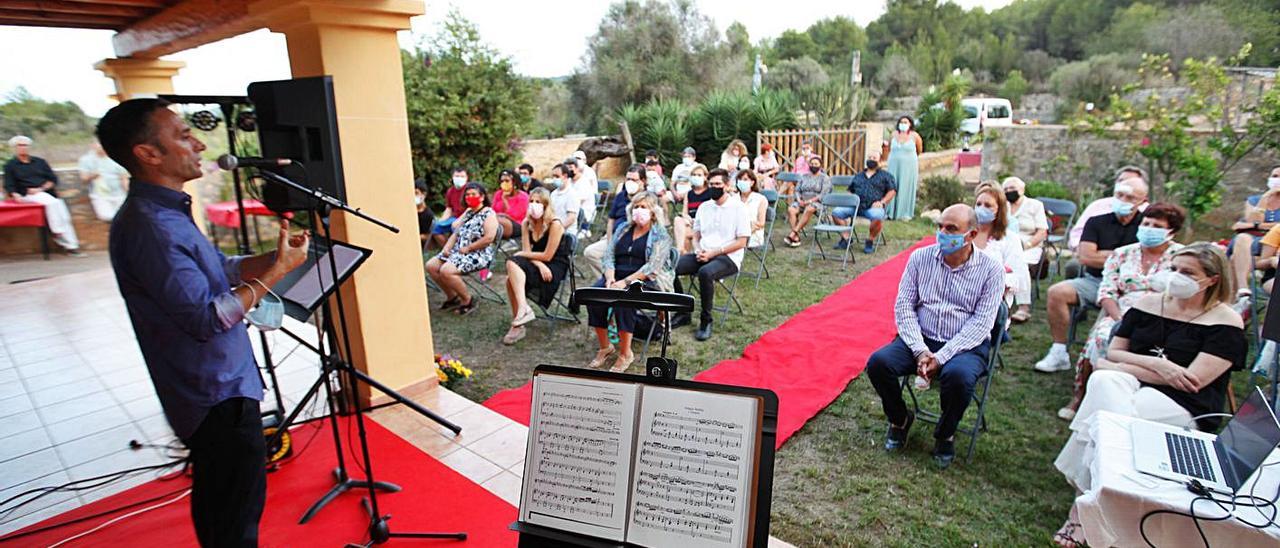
left=1052, top=521, right=1086, bottom=547
left=501, top=325, right=526, bottom=345
left=588, top=347, right=615, bottom=369
left=512, top=305, right=537, bottom=327
left=455, top=298, right=478, bottom=315
left=785, top=232, right=801, bottom=247
left=439, top=296, right=462, bottom=310
left=1010, top=309, right=1032, bottom=324
left=609, top=353, right=636, bottom=373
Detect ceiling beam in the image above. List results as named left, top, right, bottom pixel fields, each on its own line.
left=3, top=1, right=155, bottom=18
left=62, top=0, right=172, bottom=8
left=112, top=0, right=255, bottom=58
left=0, top=9, right=132, bottom=29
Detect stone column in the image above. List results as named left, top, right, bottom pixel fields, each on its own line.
left=250, top=0, right=436, bottom=403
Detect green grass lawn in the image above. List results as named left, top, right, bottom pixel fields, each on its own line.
left=427, top=215, right=1269, bottom=546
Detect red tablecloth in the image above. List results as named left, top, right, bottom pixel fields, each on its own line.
left=0, top=201, right=46, bottom=227
left=205, top=199, right=278, bottom=228
left=955, top=150, right=982, bottom=170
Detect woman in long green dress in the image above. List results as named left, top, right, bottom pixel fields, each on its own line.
left=885, top=115, right=923, bottom=220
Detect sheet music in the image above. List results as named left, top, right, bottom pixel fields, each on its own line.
left=626, top=386, right=758, bottom=548
left=519, top=375, right=640, bottom=541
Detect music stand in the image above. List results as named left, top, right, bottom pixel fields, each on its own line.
left=573, top=282, right=694, bottom=380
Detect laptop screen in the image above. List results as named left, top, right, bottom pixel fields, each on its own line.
left=1217, top=389, right=1280, bottom=489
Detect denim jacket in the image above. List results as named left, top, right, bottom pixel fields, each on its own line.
left=601, top=220, right=675, bottom=292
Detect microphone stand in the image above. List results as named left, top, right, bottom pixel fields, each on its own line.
left=255, top=168, right=466, bottom=544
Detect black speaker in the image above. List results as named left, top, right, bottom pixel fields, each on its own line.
left=248, top=76, right=345, bottom=212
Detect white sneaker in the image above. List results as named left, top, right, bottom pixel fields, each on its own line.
left=1034, top=350, right=1072, bottom=373
left=1253, top=340, right=1277, bottom=379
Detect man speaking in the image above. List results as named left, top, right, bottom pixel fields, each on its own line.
left=97, top=98, right=309, bottom=546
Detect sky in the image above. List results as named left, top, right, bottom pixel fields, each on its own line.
left=0, top=0, right=1013, bottom=117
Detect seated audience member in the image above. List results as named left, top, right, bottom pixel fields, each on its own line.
left=79, top=141, right=130, bottom=221
left=585, top=165, right=647, bottom=277
left=426, top=183, right=498, bottom=316
left=564, top=154, right=598, bottom=236
left=671, top=146, right=700, bottom=183
left=644, top=149, right=664, bottom=176
left=587, top=192, right=675, bottom=373
left=547, top=164, right=580, bottom=230
left=492, top=169, right=530, bottom=240
left=865, top=204, right=1004, bottom=468
left=1067, top=165, right=1147, bottom=250
left=673, top=165, right=712, bottom=254
left=735, top=170, right=769, bottom=249
left=1226, top=165, right=1280, bottom=316
left=1002, top=177, right=1048, bottom=323
left=719, top=139, right=748, bottom=171
left=430, top=166, right=469, bottom=249
left=415, top=179, right=434, bottom=250
left=516, top=163, right=541, bottom=192
left=1052, top=243, right=1245, bottom=546
left=832, top=151, right=896, bottom=253
left=753, top=142, right=780, bottom=191
left=672, top=169, right=751, bottom=341
left=4, top=135, right=83, bottom=256
left=1251, top=223, right=1280, bottom=374
left=645, top=166, right=668, bottom=201
left=1035, top=177, right=1149, bottom=373
left=1057, top=203, right=1186, bottom=422
left=502, top=189, right=572, bottom=345
left=783, top=155, right=833, bottom=247
left=972, top=183, right=1031, bottom=314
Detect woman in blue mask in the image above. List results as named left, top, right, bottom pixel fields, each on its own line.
left=1056, top=203, right=1186, bottom=421
left=970, top=183, right=1031, bottom=316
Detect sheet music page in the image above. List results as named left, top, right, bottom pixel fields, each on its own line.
left=626, top=386, right=759, bottom=548
left=519, top=374, right=640, bottom=541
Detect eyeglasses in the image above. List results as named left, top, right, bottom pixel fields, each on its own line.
left=934, top=222, right=966, bottom=233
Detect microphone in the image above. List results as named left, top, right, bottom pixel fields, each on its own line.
left=216, top=154, right=293, bottom=171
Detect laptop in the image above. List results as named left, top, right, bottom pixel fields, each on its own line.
left=1131, top=387, right=1280, bottom=494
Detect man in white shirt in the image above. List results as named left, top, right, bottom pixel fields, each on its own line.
left=565, top=153, right=598, bottom=235
left=547, top=163, right=580, bottom=229
left=79, top=141, right=130, bottom=220
left=672, top=168, right=751, bottom=341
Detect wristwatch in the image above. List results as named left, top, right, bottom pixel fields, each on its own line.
left=1254, top=221, right=1261, bottom=230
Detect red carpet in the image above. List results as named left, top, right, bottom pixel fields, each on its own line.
left=483, top=237, right=934, bottom=448
left=5, top=417, right=516, bottom=547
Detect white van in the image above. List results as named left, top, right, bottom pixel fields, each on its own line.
left=959, top=97, right=1013, bottom=134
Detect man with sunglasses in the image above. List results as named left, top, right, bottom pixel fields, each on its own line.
left=865, top=204, right=1004, bottom=468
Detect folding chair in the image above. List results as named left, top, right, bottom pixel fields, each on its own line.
left=533, top=234, right=581, bottom=323
left=901, top=303, right=1009, bottom=462
left=806, top=193, right=860, bottom=270
left=678, top=262, right=745, bottom=323
left=775, top=171, right=801, bottom=205
left=742, top=190, right=779, bottom=289
left=461, top=223, right=506, bottom=304
left=591, top=180, right=613, bottom=231
left=1038, top=197, right=1078, bottom=280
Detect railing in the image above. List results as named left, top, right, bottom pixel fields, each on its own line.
left=757, top=128, right=867, bottom=177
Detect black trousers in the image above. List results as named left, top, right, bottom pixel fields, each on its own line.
left=184, top=397, right=267, bottom=548
left=674, top=254, right=738, bottom=323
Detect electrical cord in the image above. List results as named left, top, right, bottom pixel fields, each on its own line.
left=0, top=485, right=191, bottom=545
left=43, top=489, right=191, bottom=548
left=1138, top=459, right=1280, bottom=547
left=0, top=457, right=186, bottom=521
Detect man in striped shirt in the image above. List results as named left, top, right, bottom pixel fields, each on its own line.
left=866, top=204, right=1005, bottom=468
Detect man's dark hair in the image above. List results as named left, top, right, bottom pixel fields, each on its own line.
left=707, top=168, right=730, bottom=182
left=518, top=163, right=534, bottom=173
left=645, top=149, right=657, bottom=157
left=414, top=178, right=429, bottom=193
left=626, top=164, right=647, bottom=178
left=95, top=98, right=171, bottom=174
left=452, top=166, right=467, bottom=175
left=551, top=163, right=563, bottom=175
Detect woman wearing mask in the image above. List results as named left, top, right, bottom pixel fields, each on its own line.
left=426, top=183, right=499, bottom=315
left=1226, top=165, right=1280, bottom=312
left=792, top=140, right=818, bottom=176
left=585, top=165, right=649, bottom=278
left=1056, top=203, right=1186, bottom=422
left=719, top=139, right=749, bottom=171
left=1002, top=176, right=1049, bottom=323
left=736, top=170, right=768, bottom=249
left=971, top=183, right=1032, bottom=314
left=503, top=188, right=572, bottom=344
left=673, top=165, right=712, bottom=254
left=492, top=169, right=530, bottom=240
left=753, top=142, right=780, bottom=191
left=587, top=192, right=675, bottom=373
left=784, top=156, right=832, bottom=247
left=1052, top=243, right=1245, bottom=547
left=884, top=115, right=922, bottom=220
left=547, top=163, right=580, bottom=230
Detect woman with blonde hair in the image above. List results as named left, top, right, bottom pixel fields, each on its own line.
left=673, top=164, right=713, bottom=253
left=971, top=183, right=1031, bottom=314
left=586, top=192, right=675, bottom=373
left=502, top=188, right=572, bottom=344
left=1051, top=243, right=1246, bottom=546
left=719, top=139, right=749, bottom=171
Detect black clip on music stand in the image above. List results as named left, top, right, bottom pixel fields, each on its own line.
left=573, top=282, right=695, bottom=380
left=255, top=168, right=466, bottom=545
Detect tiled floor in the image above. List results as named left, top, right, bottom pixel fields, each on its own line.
left=0, top=267, right=795, bottom=547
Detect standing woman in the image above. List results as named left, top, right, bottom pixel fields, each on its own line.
left=492, top=168, right=529, bottom=241
left=426, top=183, right=498, bottom=315
left=503, top=188, right=571, bottom=345
left=885, top=115, right=922, bottom=220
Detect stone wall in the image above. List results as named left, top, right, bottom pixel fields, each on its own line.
left=978, top=124, right=1280, bottom=234
left=519, top=137, right=629, bottom=181
left=1018, top=93, right=1062, bottom=123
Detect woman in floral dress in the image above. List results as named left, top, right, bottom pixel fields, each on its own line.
left=426, top=182, right=499, bottom=315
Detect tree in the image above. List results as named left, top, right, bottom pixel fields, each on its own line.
left=807, top=17, right=868, bottom=78
left=1049, top=53, right=1138, bottom=110
left=1144, top=5, right=1245, bottom=68
left=1084, top=2, right=1160, bottom=58
left=773, top=29, right=817, bottom=62
left=402, top=10, right=535, bottom=206
left=999, top=70, right=1029, bottom=108
left=766, top=56, right=829, bottom=96
left=0, top=87, right=96, bottom=151
left=874, top=52, right=922, bottom=97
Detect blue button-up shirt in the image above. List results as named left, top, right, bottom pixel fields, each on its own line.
left=109, top=182, right=262, bottom=439
left=894, top=244, right=1004, bottom=364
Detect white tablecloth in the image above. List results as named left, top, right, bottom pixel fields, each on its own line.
left=1075, top=411, right=1280, bottom=547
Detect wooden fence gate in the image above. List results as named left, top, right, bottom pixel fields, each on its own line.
left=757, top=127, right=867, bottom=177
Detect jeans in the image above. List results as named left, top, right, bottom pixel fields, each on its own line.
left=832, top=206, right=885, bottom=222
left=866, top=336, right=989, bottom=441
left=184, top=397, right=267, bottom=548
left=674, top=254, right=738, bottom=323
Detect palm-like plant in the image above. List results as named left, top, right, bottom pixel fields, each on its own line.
left=618, top=99, right=692, bottom=166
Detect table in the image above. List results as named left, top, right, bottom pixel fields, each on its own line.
left=1074, top=411, right=1280, bottom=546
left=0, top=200, right=50, bottom=259
left=954, top=150, right=982, bottom=171
left=204, top=199, right=278, bottom=229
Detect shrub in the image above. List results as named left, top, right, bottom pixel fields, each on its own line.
left=919, top=175, right=968, bottom=213
left=687, top=89, right=798, bottom=163
left=618, top=99, right=693, bottom=168
left=1048, top=53, right=1138, bottom=110
left=914, top=74, right=970, bottom=151
left=999, top=70, right=1029, bottom=109
left=1024, top=180, right=1075, bottom=203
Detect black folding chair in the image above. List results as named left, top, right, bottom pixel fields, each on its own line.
left=901, top=303, right=1009, bottom=462
left=534, top=233, right=580, bottom=323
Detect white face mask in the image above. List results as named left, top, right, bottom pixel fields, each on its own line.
left=1268, top=177, right=1280, bottom=191
left=690, top=175, right=705, bottom=188
left=899, top=122, right=910, bottom=132
left=414, top=195, right=424, bottom=206
left=1151, top=271, right=1203, bottom=299
left=624, top=180, right=640, bottom=195
left=528, top=201, right=545, bottom=219
left=682, top=157, right=694, bottom=167
left=675, top=182, right=691, bottom=195
left=738, top=160, right=750, bottom=170
left=452, top=176, right=466, bottom=188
